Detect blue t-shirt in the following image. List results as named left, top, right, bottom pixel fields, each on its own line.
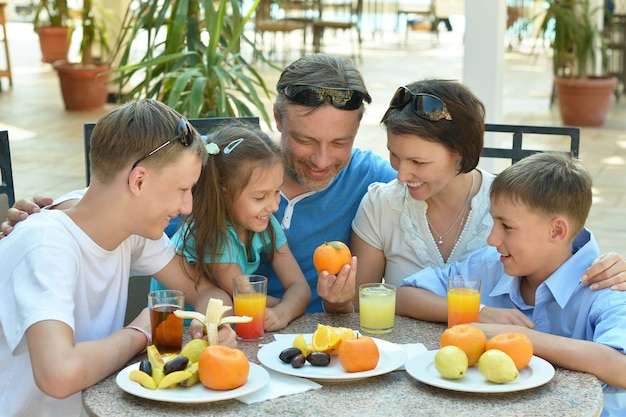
left=256, top=148, right=396, bottom=312
left=401, top=229, right=626, bottom=417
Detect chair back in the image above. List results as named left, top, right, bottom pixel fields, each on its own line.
left=480, top=123, right=580, bottom=173
left=84, top=116, right=260, bottom=185
left=0, top=130, right=15, bottom=217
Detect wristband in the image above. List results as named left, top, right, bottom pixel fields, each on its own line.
left=124, top=326, right=152, bottom=353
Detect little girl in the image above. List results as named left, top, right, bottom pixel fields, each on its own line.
left=152, top=124, right=311, bottom=331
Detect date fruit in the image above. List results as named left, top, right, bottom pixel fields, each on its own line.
left=139, top=358, right=152, bottom=376
left=163, top=356, right=189, bottom=375
left=290, top=354, right=306, bottom=368
left=279, top=347, right=302, bottom=364
left=306, top=351, right=331, bottom=367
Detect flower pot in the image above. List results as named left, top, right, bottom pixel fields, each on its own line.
left=554, top=76, right=618, bottom=127
left=36, top=26, right=72, bottom=64
left=54, top=62, right=111, bottom=111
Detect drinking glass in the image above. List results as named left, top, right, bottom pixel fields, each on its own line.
left=232, top=275, right=267, bottom=340
left=148, top=290, right=185, bottom=354
left=359, top=283, right=396, bottom=334
left=447, top=275, right=482, bottom=328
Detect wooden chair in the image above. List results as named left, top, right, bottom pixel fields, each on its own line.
left=480, top=123, right=580, bottom=172
left=0, top=130, right=15, bottom=218
left=84, top=116, right=260, bottom=186
left=254, top=0, right=309, bottom=64
left=312, top=0, right=363, bottom=61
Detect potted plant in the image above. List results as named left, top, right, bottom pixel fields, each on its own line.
left=53, top=0, right=114, bottom=110
left=538, top=0, right=618, bottom=126
left=108, top=0, right=276, bottom=125
left=33, top=0, right=72, bottom=63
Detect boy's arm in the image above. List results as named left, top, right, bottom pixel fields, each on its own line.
left=26, top=316, right=150, bottom=399
left=473, top=323, right=626, bottom=389
left=396, top=286, right=448, bottom=322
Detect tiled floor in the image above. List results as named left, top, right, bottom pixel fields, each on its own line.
left=1, top=21, right=625, bottom=256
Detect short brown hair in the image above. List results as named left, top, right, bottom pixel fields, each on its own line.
left=275, top=53, right=371, bottom=119
left=490, top=152, right=592, bottom=237
left=89, top=99, right=206, bottom=183
left=381, top=79, right=485, bottom=174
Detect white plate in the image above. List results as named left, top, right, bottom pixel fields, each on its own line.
left=405, top=350, right=555, bottom=393
left=116, top=361, right=269, bottom=403
left=257, top=336, right=407, bottom=381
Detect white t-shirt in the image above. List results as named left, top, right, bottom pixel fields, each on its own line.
left=0, top=209, right=175, bottom=416
left=351, top=169, right=494, bottom=287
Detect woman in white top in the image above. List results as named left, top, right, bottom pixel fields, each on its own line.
left=320, top=79, right=626, bottom=313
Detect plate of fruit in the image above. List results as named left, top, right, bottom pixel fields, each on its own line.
left=405, top=326, right=555, bottom=393
left=116, top=340, right=269, bottom=403
left=257, top=324, right=407, bottom=381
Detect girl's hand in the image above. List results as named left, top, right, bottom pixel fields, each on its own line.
left=264, top=308, right=288, bottom=332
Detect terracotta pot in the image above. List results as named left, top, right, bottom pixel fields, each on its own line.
left=54, top=62, right=111, bottom=111
left=36, top=26, right=72, bottom=64
left=554, top=76, right=618, bottom=127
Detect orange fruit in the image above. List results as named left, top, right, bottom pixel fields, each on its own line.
left=440, top=324, right=487, bottom=367
left=313, top=241, right=352, bottom=275
left=485, top=332, right=534, bottom=370
left=198, top=345, right=249, bottom=390
left=338, top=335, right=380, bottom=372
left=311, top=324, right=357, bottom=355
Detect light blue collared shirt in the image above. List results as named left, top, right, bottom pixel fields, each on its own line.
left=401, top=229, right=626, bottom=417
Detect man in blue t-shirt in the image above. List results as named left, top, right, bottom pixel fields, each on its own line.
left=255, top=54, right=396, bottom=312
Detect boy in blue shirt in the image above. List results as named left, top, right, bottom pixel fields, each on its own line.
left=398, top=152, right=626, bottom=416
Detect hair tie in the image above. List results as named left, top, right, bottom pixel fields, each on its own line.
left=205, top=142, right=220, bottom=155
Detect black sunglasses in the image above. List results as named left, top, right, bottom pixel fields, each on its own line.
left=386, top=87, right=453, bottom=122
left=278, top=84, right=366, bottom=110
left=130, top=117, right=194, bottom=171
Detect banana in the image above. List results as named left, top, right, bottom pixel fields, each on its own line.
left=174, top=298, right=252, bottom=345
left=158, top=370, right=193, bottom=389
left=129, top=369, right=157, bottom=390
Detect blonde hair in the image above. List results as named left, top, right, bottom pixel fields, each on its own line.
left=89, top=99, right=207, bottom=183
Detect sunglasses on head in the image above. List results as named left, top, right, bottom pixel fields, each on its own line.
left=387, top=87, right=453, bottom=122
left=130, top=117, right=194, bottom=171
left=278, top=84, right=366, bottom=110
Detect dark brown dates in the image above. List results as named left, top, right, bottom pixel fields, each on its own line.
left=306, top=351, right=331, bottom=367
left=139, top=358, right=152, bottom=376
left=279, top=347, right=302, bottom=364
left=163, top=356, right=189, bottom=375
left=290, top=354, right=306, bottom=368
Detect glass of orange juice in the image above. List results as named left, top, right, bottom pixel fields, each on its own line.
left=447, top=275, right=481, bottom=328
left=232, top=275, right=267, bottom=341
left=359, top=283, right=396, bottom=334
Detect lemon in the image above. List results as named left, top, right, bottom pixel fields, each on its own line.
left=478, top=349, right=519, bottom=384
left=180, top=339, right=209, bottom=363
left=434, top=345, right=468, bottom=380
left=292, top=333, right=311, bottom=357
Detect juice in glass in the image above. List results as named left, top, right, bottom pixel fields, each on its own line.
left=149, top=304, right=184, bottom=354
left=447, top=276, right=481, bottom=328
left=232, top=275, right=267, bottom=340
left=233, top=292, right=267, bottom=339
left=359, top=283, right=396, bottom=334
left=148, top=289, right=185, bottom=355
